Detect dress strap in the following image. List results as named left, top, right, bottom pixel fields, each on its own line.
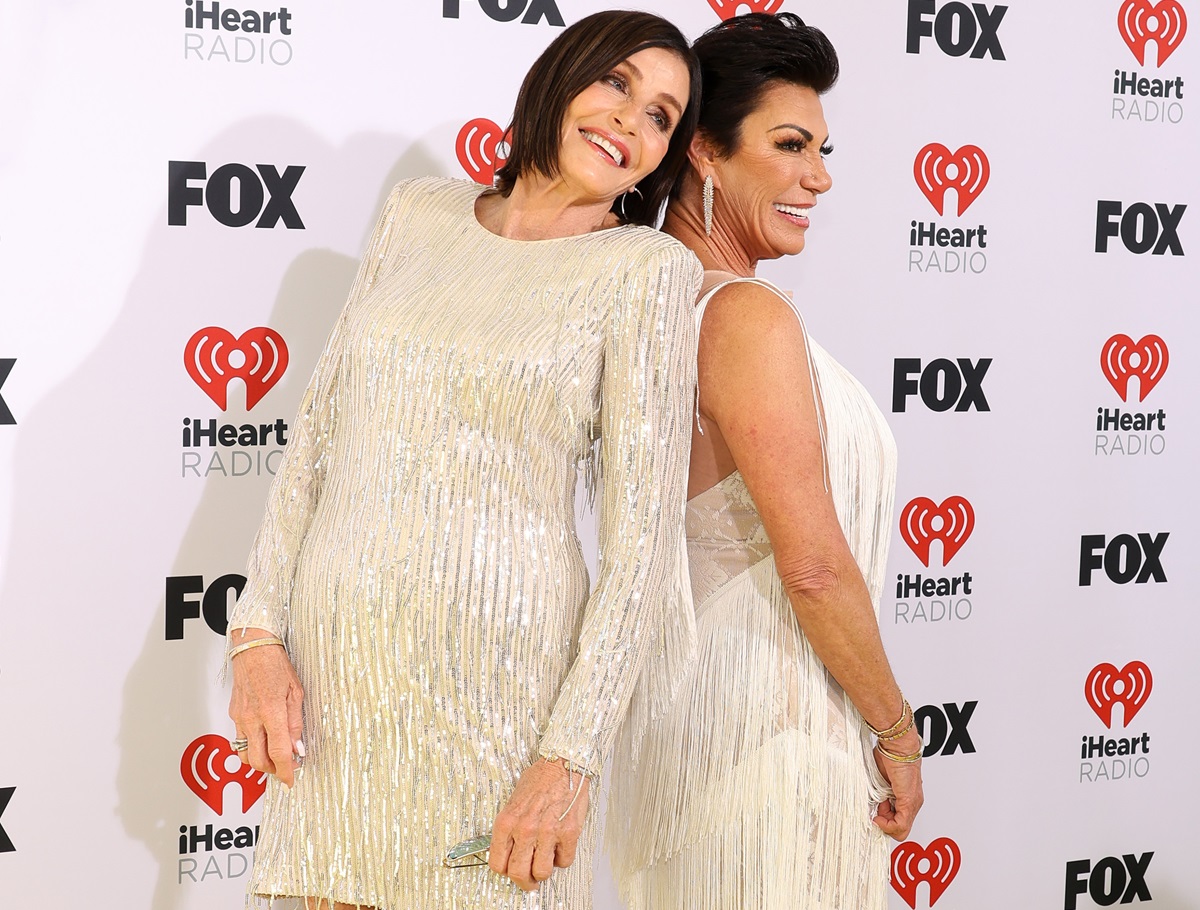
left=693, top=272, right=830, bottom=493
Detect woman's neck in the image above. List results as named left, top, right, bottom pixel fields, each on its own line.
left=662, top=199, right=756, bottom=278
left=477, top=174, right=619, bottom=241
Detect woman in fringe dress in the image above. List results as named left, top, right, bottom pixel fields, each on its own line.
left=222, top=12, right=705, bottom=909
left=609, top=15, right=925, bottom=910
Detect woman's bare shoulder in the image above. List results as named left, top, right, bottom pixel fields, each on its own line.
left=700, top=279, right=804, bottom=349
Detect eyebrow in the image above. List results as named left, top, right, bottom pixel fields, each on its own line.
left=771, top=123, right=814, bottom=141
left=770, top=123, right=832, bottom=146
left=619, top=59, right=685, bottom=117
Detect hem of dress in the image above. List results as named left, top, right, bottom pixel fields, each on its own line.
left=246, top=890, right=376, bottom=910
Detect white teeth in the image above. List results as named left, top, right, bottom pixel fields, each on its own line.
left=582, top=130, right=624, bottom=166
left=774, top=204, right=811, bottom=217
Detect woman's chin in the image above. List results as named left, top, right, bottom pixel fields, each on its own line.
left=559, top=160, right=633, bottom=204
left=768, top=236, right=807, bottom=258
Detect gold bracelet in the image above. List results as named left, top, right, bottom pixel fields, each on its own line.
left=867, top=698, right=912, bottom=739
left=878, top=713, right=916, bottom=742
left=876, top=742, right=923, bottom=763
left=228, top=637, right=286, bottom=661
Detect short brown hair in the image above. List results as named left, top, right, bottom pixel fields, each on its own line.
left=494, top=11, right=701, bottom=227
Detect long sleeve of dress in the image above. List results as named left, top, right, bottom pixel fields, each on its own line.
left=225, top=184, right=406, bottom=642
left=537, top=244, right=701, bottom=775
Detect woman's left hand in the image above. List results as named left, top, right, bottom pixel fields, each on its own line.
left=872, top=729, right=925, bottom=840
left=488, top=758, right=591, bottom=891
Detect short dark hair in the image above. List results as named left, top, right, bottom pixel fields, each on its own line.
left=494, top=10, right=701, bottom=227
left=691, top=12, right=839, bottom=160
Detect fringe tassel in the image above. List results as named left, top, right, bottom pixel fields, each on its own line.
left=613, top=505, right=698, bottom=769
left=609, top=555, right=890, bottom=910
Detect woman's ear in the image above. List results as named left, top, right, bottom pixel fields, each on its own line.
left=687, top=133, right=721, bottom=190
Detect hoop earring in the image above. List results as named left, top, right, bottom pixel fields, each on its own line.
left=703, top=175, right=714, bottom=236
left=619, top=185, right=643, bottom=222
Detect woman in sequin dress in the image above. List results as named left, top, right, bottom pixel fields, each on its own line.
left=223, top=12, right=703, bottom=909
left=609, top=15, right=924, bottom=910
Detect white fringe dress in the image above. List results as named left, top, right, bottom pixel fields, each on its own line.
left=609, top=275, right=898, bottom=910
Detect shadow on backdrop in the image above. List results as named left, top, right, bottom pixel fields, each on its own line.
left=0, top=114, right=443, bottom=908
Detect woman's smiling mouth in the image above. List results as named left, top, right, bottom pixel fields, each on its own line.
left=580, top=129, right=627, bottom=167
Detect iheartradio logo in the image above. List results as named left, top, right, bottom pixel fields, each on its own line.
left=900, top=496, right=975, bottom=567
left=914, top=144, right=990, bottom=216
left=1101, top=333, right=1168, bottom=402
left=184, top=327, right=288, bottom=411
left=180, top=734, right=267, bottom=815
left=1086, top=661, right=1153, bottom=728
left=706, top=0, right=785, bottom=20
left=456, top=118, right=510, bottom=185
left=892, top=838, right=962, bottom=909
left=1118, top=0, right=1187, bottom=66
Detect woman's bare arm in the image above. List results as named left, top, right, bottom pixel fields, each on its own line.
left=697, top=281, right=922, bottom=837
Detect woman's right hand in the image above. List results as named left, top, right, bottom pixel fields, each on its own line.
left=872, top=728, right=924, bottom=841
left=227, top=629, right=304, bottom=788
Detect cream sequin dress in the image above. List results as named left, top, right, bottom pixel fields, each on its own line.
left=609, top=275, right=897, bottom=910
left=227, top=177, right=701, bottom=909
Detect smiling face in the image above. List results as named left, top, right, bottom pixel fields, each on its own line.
left=709, top=81, right=833, bottom=260
left=556, top=46, right=690, bottom=205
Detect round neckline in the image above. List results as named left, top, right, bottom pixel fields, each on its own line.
left=468, top=187, right=635, bottom=245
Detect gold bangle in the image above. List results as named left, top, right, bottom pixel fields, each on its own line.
left=867, top=698, right=912, bottom=739
left=876, top=742, right=923, bottom=763
left=878, top=713, right=916, bottom=742
left=228, top=637, right=286, bottom=661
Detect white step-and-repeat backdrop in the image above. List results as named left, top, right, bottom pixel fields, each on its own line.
left=1, top=1, right=1195, bottom=908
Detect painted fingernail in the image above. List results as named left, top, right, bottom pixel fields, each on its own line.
left=294, top=739, right=306, bottom=758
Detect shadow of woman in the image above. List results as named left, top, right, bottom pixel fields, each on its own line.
left=116, top=132, right=445, bottom=908
left=0, top=114, right=442, bottom=908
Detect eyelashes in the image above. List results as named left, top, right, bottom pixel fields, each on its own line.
left=777, top=138, right=835, bottom=157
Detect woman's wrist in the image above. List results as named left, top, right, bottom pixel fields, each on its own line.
left=864, top=694, right=912, bottom=740
left=538, top=753, right=598, bottom=783
left=866, top=695, right=924, bottom=762
left=228, top=626, right=278, bottom=647
left=228, top=637, right=286, bottom=662
left=879, top=728, right=923, bottom=756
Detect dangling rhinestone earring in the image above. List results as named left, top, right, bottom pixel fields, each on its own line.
left=703, top=175, right=714, bottom=236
